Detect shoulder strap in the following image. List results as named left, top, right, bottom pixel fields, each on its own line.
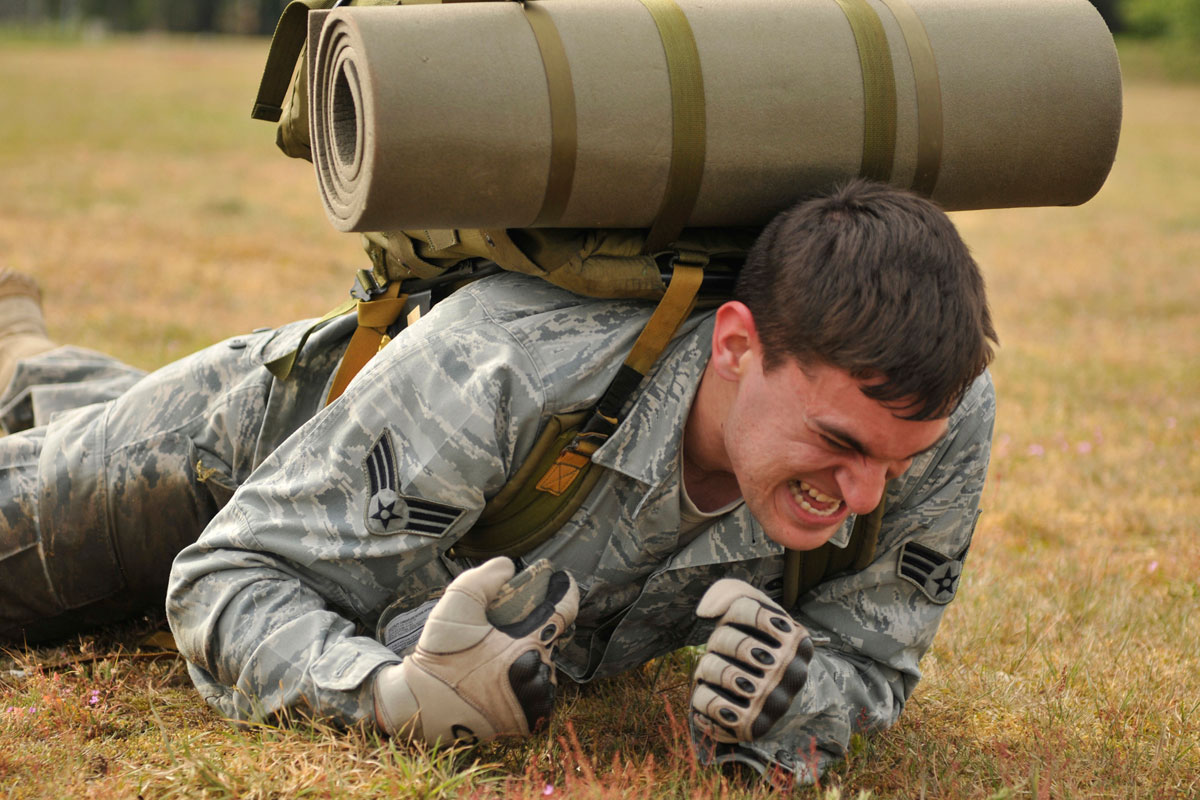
left=782, top=494, right=887, bottom=609
left=450, top=259, right=706, bottom=559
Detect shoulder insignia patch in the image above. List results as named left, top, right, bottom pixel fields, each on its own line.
left=897, top=541, right=962, bottom=605
left=364, top=430, right=466, bottom=537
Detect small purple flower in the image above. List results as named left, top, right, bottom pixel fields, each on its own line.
left=543, top=784, right=555, bottom=796
left=1027, top=443, right=1045, bottom=457
left=88, top=689, right=100, bottom=706
left=1076, top=441, right=1092, bottom=454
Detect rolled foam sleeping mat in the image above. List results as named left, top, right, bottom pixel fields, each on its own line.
left=308, top=0, right=1122, bottom=233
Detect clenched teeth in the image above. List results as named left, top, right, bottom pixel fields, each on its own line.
left=789, top=480, right=843, bottom=517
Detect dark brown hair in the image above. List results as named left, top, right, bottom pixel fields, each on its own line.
left=734, top=179, right=997, bottom=420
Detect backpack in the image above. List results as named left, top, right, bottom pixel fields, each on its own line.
left=252, top=0, right=883, bottom=608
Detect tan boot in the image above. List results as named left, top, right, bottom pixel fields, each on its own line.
left=0, top=270, right=57, bottom=393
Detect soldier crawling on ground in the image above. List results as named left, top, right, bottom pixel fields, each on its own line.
left=0, top=179, right=996, bottom=784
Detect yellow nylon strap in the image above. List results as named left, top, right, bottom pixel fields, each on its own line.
left=635, top=0, right=706, bottom=253
left=325, top=283, right=407, bottom=405
left=522, top=2, right=578, bottom=226
left=877, top=0, right=942, bottom=196
left=832, top=0, right=897, bottom=183
left=623, top=262, right=704, bottom=375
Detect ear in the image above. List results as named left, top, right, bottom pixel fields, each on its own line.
left=710, top=301, right=762, bottom=382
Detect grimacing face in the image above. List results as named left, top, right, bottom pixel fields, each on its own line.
left=723, top=357, right=948, bottom=550
left=692, top=302, right=950, bottom=551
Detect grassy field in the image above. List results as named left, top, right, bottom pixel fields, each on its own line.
left=1, top=33, right=1197, bottom=800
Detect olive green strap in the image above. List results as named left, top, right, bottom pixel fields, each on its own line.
left=533, top=260, right=705, bottom=499
left=832, top=0, right=897, bottom=183
left=451, top=411, right=597, bottom=559
left=877, top=0, right=942, bottom=196
left=783, top=497, right=886, bottom=609
left=636, top=0, right=706, bottom=253
left=252, top=0, right=334, bottom=122
left=522, top=1, right=578, bottom=226
left=264, top=296, right=357, bottom=380
left=451, top=261, right=706, bottom=558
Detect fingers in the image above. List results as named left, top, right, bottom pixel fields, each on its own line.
left=452, top=557, right=517, bottom=602
left=690, top=678, right=741, bottom=743
left=705, top=625, right=783, bottom=675
left=713, top=594, right=795, bottom=637
left=696, top=578, right=778, bottom=619
left=420, top=557, right=514, bottom=653
left=691, top=579, right=813, bottom=744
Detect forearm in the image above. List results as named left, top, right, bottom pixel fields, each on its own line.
left=167, top=502, right=405, bottom=724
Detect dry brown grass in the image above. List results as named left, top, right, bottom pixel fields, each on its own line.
left=1, top=31, right=1197, bottom=800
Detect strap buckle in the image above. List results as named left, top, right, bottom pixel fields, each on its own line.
left=351, top=268, right=387, bottom=301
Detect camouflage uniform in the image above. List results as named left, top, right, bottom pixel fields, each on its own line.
left=0, top=273, right=993, bottom=781
left=0, top=314, right=354, bottom=641
left=166, top=273, right=994, bottom=780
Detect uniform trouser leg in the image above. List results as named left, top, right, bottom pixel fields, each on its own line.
left=0, top=335, right=280, bottom=644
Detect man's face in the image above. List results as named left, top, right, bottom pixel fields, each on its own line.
left=719, top=349, right=948, bottom=552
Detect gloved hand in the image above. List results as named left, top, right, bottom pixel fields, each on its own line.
left=373, top=557, right=579, bottom=745
left=690, top=579, right=814, bottom=743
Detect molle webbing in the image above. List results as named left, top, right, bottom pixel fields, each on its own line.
left=533, top=261, right=704, bottom=498
left=449, top=411, right=597, bottom=559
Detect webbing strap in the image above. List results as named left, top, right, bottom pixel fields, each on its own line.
left=264, top=297, right=356, bottom=380
left=521, top=2, right=578, bottom=226
left=534, top=262, right=705, bottom=497
left=832, top=0, right=897, bottom=183
left=877, top=0, right=942, bottom=196
left=782, top=496, right=886, bottom=609
left=623, top=262, right=705, bottom=376
left=636, top=0, right=706, bottom=253
left=325, top=282, right=408, bottom=404
left=252, top=0, right=332, bottom=122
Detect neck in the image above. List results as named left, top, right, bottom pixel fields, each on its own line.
left=682, top=361, right=742, bottom=512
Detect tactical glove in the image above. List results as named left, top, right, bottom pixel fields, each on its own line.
left=373, top=557, right=578, bottom=745
left=690, top=579, right=814, bottom=743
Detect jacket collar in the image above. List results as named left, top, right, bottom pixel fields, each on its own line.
left=590, top=313, right=714, bottom=490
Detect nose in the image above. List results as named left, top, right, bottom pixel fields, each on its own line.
left=834, top=458, right=890, bottom=515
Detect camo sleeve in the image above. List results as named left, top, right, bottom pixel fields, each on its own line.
left=706, top=372, right=996, bottom=783
left=166, top=292, right=551, bottom=726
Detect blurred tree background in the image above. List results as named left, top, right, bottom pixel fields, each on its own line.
left=0, top=0, right=288, bottom=34
left=0, top=0, right=1198, bottom=41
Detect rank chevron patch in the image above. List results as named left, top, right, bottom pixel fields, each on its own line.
left=897, top=541, right=962, bottom=605
left=363, top=430, right=465, bottom=537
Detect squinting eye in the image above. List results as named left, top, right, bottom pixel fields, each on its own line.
left=821, top=435, right=850, bottom=452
